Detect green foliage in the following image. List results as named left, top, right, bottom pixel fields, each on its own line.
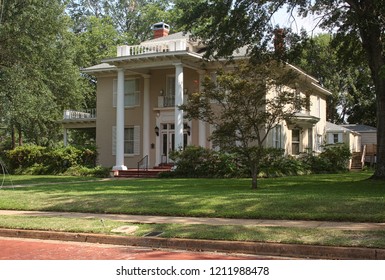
left=258, top=149, right=310, bottom=177
left=169, top=146, right=247, bottom=178
left=303, top=144, right=352, bottom=173
left=181, top=61, right=302, bottom=188
left=169, top=145, right=352, bottom=179
left=320, top=144, right=352, bottom=172
left=63, top=165, right=110, bottom=177
left=5, top=145, right=46, bottom=171
left=3, top=145, right=98, bottom=175
left=289, top=33, right=375, bottom=126
left=0, top=0, right=84, bottom=147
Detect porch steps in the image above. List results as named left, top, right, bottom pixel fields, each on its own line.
left=350, top=152, right=363, bottom=171
left=114, top=165, right=173, bottom=178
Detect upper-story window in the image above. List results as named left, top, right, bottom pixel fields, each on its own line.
left=305, top=94, right=311, bottom=112
left=294, top=89, right=302, bottom=112
left=272, top=125, right=282, bottom=149
left=113, top=78, right=140, bottom=107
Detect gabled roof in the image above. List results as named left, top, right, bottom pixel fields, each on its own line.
left=82, top=63, right=116, bottom=73
left=326, top=122, right=360, bottom=135
left=341, top=124, right=377, bottom=133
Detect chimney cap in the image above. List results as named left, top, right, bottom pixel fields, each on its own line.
left=152, top=22, right=170, bottom=31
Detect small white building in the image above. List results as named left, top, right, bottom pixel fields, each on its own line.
left=325, top=122, right=361, bottom=152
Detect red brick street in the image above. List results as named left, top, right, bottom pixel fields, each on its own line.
left=0, top=237, right=275, bottom=260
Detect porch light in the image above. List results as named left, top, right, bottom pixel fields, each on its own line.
left=155, top=126, right=159, bottom=136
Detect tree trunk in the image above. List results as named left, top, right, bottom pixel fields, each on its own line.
left=251, top=164, right=258, bottom=189
left=17, top=125, right=23, bottom=146
left=11, top=125, right=15, bottom=149
left=358, top=13, right=385, bottom=179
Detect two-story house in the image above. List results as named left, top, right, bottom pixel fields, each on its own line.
left=62, top=23, right=331, bottom=173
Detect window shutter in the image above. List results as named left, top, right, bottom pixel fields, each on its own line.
left=112, top=126, right=116, bottom=155
left=134, top=126, right=140, bottom=155
left=277, top=125, right=282, bottom=148
left=338, top=133, right=343, bottom=143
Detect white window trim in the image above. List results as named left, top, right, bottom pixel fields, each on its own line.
left=113, top=78, right=141, bottom=108
left=112, top=126, right=141, bottom=156
left=272, top=125, right=282, bottom=149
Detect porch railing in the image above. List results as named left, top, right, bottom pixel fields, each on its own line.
left=63, top=109, right=96, bottom=120
left=137, top=155, right=149, bottom=176
left=157, top=95, right=188, bottom=108
left=117, top=39, right=187, bottom=57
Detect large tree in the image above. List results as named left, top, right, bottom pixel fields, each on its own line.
left=176, top=0, right=385, bottom=179
left=181, top=61, right=302, bottom=189
left=290, top=33, right=376, bottom=126
left=0, top=0, right=84, bottom=147
left=67, top=0, right=182, bottom=43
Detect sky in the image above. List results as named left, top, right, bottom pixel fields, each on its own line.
left=271, top=6, right=324, bottom=35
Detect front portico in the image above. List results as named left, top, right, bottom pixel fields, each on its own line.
left=100, top=38, right=204, bottom=170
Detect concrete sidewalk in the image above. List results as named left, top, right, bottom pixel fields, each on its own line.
left=1, top=210, right=384, bottom=231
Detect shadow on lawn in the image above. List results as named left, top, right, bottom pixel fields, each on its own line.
left=30, top=175, right=385, bottom=222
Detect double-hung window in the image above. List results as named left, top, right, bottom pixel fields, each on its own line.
left=113, top=78, right=140, bottom=107
left=112, top=126, right=140, bottom=156
left=292, top=129, right=300, bottom=155
left=272, top=125, right=282, bottom=149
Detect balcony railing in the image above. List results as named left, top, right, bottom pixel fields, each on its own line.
left=63, top=109, right=96, bottom=120
left=157, top=95, right=188, bottom=108
left=117, top=39, right=187, bottom=57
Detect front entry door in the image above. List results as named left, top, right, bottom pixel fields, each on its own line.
left=161, top=131, right=175, bottom=164
left=160, top=123, right=188, bottom=164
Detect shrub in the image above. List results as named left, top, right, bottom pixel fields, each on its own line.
left=63, top=166, right=110, bottom=177
left=169, top=146, right=247, bottom=178
left=320, top=144, right=351, bottom=172
left=4, top=144, right=98, bottom=175
left=303, top=144, right=351, bottom=173
left=258, top=149, right=310, bottom=177
left=5, top=145, right=46, bottom=170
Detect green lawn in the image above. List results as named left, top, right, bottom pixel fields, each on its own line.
left=1, top=215, right=385, bottom=249
left=1, top=174, right=100, bottom=186
left=0, top=172, right=384, bottom=222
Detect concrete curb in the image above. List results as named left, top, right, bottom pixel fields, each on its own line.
left=1, top=228, right=384, bottom=260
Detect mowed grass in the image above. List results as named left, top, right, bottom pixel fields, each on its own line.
left=1, top=215, right=385, bottom=248
left=0, top=172, right=384, bottom=222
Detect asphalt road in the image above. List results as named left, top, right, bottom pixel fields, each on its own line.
left=0, top=237, right=286, bottom=260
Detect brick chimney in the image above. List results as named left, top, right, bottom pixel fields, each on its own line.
left=273, top=28, right=286, bottom=57
left=152, top=22, right=170, bottom=39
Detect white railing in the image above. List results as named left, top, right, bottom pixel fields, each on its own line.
left=63, top=109, right=96, bottom=120
left=117, top=39, right=187, bottom=57
left=157, top=95, right=188, bottom=108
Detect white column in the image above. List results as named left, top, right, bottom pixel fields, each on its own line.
left=113, top=68, right=127, bottom=171
left=63, top=128, right=68, bottom=147
left=174, top=63, right=184, bottom=150
left=198, top=70, right=206, bottom=147
left=142, top=74, right=150, bottom=162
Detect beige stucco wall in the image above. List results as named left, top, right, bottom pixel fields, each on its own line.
left=94, top=64, right=329, bottom=168
left=95, top=67, right=202, bottom=168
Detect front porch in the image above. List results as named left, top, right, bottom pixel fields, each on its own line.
left=61, top=109, right=96, bottom=146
